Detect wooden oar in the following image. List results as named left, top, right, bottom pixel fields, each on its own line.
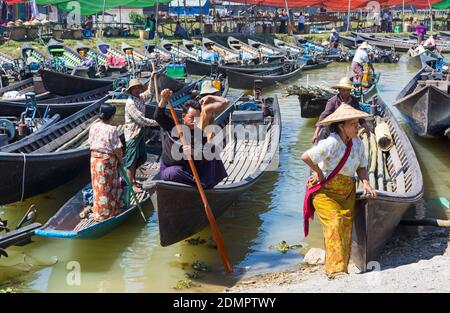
left=151, top=62, right=233, bottom=274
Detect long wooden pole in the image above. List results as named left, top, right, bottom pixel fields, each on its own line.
left=347, top=0, right=351, bottom=32
left=151, top=63, right=233, bottom=274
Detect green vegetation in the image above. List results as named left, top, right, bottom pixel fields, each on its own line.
left=185, top=271, right=201, bottom=279
left=129, top=12, right=146, bottom=26
left=269, top=241, right=303, bottom=254
left=0, top=287, right=18, bottom=293
left=185, top=237, right=207, bottom=246
left=174, top=279, right=193, bottom=290
left=191, top=261, right=210, bottom=272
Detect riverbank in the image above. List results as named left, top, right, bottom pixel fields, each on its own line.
left=226, top=227, right=450, bottom=293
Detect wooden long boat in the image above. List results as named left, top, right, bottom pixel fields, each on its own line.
left=74, top=42, right=107, bottom=67
left=355, top=33, right=450, bottom=53
left=185, top=58, right=284, bottom=76
left=298, top=73, right=380, bottom=118
left=182, top=39, right=204, bottom=56
left=201, top=37, right=240, bottom=62
left=247, top=38, right=285, bottom=57
left=40, top=69, right=113, bottom=96
left=300, top=59, right=332, bottom=71
left=33, top=80, right=232, bottom=240
left=273, top=38, right=303, bottom=56
left=21, top=45, right=48, bottom=65
left=142, top=93, right=281, bottom=246
left=34, top=148, right=157, bottom=240
left=0, top=76, right=48, bottom=99
left=0, top=97, right=104, bottom=205
left=350, top=94, right=423, bottom=272
left=226, top=65, right=302, bottom=89
left=407, top=48, right=436, bottom=69
left=0, top=84, right=111, bottom=118
left=393, top=67, right=450, bottom=138
left=339, top=35, right=358, bottom=48
left=160, top=39, right=197, bottom=60
left=46, top=39, right=87, bottom=70
left=0, top=51, right=14, bottom=66
left=228, top=36, right=284, bottom=63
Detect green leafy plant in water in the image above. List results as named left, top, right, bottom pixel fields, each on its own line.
left=269, top=241, right=303, bottom=254
left=174, top=279, right=193, bottom=290
left=192, top=261, right=210, bottom=272
left=185, top=271, right=201, bottom=279
left=185, top=237, right=206, bottom=245
left=0, top=287, right=18, bottom=293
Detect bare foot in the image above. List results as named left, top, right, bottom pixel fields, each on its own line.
left=132, top=185, right=142, bottom=193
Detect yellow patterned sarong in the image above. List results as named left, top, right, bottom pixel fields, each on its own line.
left=312, top=174, right=356, bottom=278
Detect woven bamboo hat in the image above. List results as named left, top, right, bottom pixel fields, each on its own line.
left=359, top=41, right=372, bottom=49
left=331, top=77, right=354, bottom=90
left=125, top=79, right=147, bottom=94
left=318, top=103, right=373, bottom=126
left=199, top=81, right=220, bottom=95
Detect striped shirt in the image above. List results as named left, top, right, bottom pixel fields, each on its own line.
left=125, top=89, right=159, bottom=141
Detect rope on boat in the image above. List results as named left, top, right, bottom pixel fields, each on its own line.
left=20, top=152, right=26, bottom=202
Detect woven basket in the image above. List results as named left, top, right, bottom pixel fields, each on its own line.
left=139, top=29, right=149, bottom=40
left=26, top=27, right=39, bottom=40
left=72, top=29, right=82, bottom=39
left=52, top=29, right=63, bottom=39
left=9, top=26, right=27, bottom=41
left=61, top=29, right=73, bottom=39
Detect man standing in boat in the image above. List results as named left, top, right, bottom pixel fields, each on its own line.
left=124, top=78, right=159, bottom=192
left=351, top=42, right=372, bottom=83
left=154, top=90, right=228, bottom=189
left=312, top=77, right=370, bottom=144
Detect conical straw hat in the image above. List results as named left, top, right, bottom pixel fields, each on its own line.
left=319, top=103, right=373, bottom=126
left=359, top=41, right=372, bottom=49
left=124, top=79, right=147, bottom=94
left=331, top=77, right=354, bottom=90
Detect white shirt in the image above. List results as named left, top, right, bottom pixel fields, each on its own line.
left=352, top=48, right=369, bottom=65
left=306, top=133, right=368, bottom=178
left=299, top=15, right=305, bottom=24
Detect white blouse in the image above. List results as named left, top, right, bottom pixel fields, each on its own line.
left=306, top=133, right=368, bottom=178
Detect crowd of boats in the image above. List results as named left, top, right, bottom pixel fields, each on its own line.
left=0, top=31, right=447, bottom=274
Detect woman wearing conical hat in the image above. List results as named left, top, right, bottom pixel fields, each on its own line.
left=312, top=77, right=370, bottom=144
left=352, top=41, right=372, bottom=83
left=301, top=104, right=376, bottom=279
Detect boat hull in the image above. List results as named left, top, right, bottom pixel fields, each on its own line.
left=40, top=69, right=113, bottom=96
left=394, top=85, right=450, bottom=137
left=226, top=67, right=302, bottom=89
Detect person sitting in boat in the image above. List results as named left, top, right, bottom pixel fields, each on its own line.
left=88, top=104, right=123, bottom=222
left=351, top=42, right=373, bottom=83
left=423, top=34, right=437, bottom=51
left=329, top=28, right=340, bottom=49
left=312, top=77, right=370, bottom=144
left=154, top=90, right=228, bottom=189
left=124, top=78, right=159, bottom=192
left=301, top=103, right=376, bottom=279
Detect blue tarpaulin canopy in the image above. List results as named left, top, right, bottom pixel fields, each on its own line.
left=169, top=0, right=210, bottom=15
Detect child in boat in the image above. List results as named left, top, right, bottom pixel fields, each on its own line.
left=88, top=104, right=123, bottom=222
left=154, top=90, right=228, bottom=189
left=301, top=104, right=376, bottom=279
left=124, top=78, right=159, bottom=193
